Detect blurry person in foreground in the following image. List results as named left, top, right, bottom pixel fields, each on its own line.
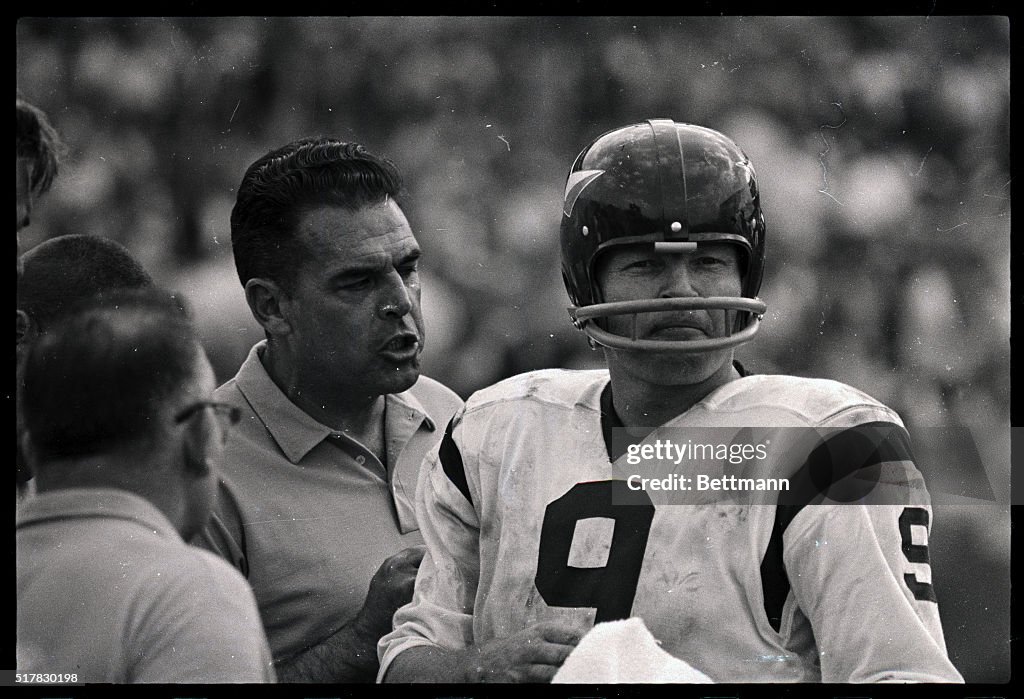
left=16, top=234, right=154, bottom=498
left=17, top=288, right=276, bottom=683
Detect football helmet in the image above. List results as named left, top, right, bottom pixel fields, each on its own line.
left=560, top=119, right=767, bottom=352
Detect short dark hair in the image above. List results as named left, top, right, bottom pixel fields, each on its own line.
left=230, top=136, right=405, bottom=291
left=18, top=234, right=154, bottom=332
left=22, top=288, right=202, bottom=462
left=16, top=94, right=66, bottom=197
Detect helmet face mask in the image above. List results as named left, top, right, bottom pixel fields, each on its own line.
left=560, top=119, right=767, bottom=353
left=570, top=295, right=766, bottom=353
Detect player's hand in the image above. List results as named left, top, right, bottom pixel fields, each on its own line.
left=461, top=620, right=586, bottom=683
left=352, top=544, right=426, bottom=643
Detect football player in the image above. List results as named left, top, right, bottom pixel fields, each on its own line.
left=378, top=120, right=963, bottom=683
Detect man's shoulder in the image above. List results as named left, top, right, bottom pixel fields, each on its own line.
left=405, top=374, right=464, bottom=420
left=181, top=545, right=258, bottom=595
left=212, top=376, right=244, bottom=403
left=464, top=368, right=609, bottom=416
left=120, top=542, right=270, bottom=682
left=131, top=538, right=256, bottom=603
left=710, top=374, right=902, bottom=427
left=57, top=520, right=253, bottom=603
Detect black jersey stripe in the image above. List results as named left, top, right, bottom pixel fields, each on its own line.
left=760, top=420, right=916, bottom=632
left=600, top=381, right=630, bottom=462
left=438, top=416, right=473, bottom=506
left=759, top=505, right=794, bottom=633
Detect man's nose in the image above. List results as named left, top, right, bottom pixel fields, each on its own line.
left=376, top=270, right=413, bottom=319
left=658, top=257, right=699, bottom=298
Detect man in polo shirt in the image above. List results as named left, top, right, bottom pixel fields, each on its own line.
left=17, top=289, right=275, bottom=683
left=199, top=136, right=463, bottom=682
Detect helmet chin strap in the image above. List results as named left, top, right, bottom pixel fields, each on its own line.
left=568, top=297, right=767, bottom=353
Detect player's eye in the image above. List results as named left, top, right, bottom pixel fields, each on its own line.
left=623, top=257, right=661, bottom=271
left=694, top=256, right=728, bottom=267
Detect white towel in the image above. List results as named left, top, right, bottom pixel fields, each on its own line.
left=552, top=617, right=713, bottom=684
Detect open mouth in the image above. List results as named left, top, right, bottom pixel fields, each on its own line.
left=381, top=334, right=419, bottom=354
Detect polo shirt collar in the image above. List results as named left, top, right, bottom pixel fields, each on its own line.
left=16, top=487, right=181, bottom=540
left=234, top=341, right=437, bottom=465
left=387, top=385, right=436, bottom=433
left=234, top=341, right=336, bottom=464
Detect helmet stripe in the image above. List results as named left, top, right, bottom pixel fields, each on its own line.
left=649, top=119, right=688, bottom=237
left=562, top=169, right=604, bottom=218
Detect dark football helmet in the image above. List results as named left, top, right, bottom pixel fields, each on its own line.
left=560, top=119, right=767, bottom=352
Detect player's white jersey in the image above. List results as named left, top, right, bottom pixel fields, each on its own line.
left=379, top=368, right=962, bottom=683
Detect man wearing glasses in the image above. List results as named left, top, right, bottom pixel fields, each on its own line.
left=16, top=289, right=275, bottom=683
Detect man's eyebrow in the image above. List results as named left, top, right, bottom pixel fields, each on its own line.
left=327, top=248, right=422, bottom=281
left=326, top=255, right=388, bottom=281
left=397, top=248, right=422, bottom=265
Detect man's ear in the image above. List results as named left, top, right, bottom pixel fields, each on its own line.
left=16, top=309, right=33, bottom=346
left=244, top=278, right=292, bottom=337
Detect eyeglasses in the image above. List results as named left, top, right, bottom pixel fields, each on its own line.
left=174, top=400, right=242, bottom=443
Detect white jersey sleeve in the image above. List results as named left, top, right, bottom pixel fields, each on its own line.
left=378, top=409, right=480, bottom=679
left=784, top=502, right=960, bottom=682
left=776, top=406, right=962, bottom=683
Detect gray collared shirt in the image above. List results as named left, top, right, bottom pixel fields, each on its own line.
left=198, top=340, right=463, bottom=663
left=18, top=488, right=275, bottom=683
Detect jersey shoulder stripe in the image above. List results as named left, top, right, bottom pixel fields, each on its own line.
left=761, top=419, right=921, bottom=631
left=438, top=416, right=473, bottom=505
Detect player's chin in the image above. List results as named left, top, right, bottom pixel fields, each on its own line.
left=620, top=350, right=728, bottom=386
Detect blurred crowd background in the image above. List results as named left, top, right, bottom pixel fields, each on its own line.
left=16, top=16, right=1009, bottom=682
